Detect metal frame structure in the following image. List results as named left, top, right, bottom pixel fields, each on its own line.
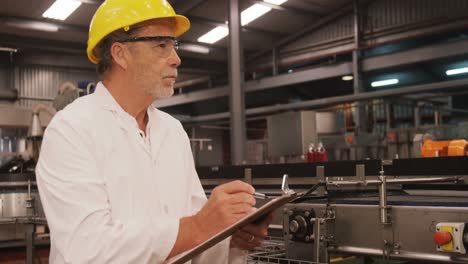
left=183, top=78, right=468, bottom=122
left=154, top=38, right=468, bottom=109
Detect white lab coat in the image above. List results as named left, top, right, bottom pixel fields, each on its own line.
left=36, top=82, right=246, bottom=264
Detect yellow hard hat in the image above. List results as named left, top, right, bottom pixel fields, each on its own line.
left=87, top=0, right=190, bottom=64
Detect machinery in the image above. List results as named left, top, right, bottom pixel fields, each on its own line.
left=0, top=103, right=55, bottom=263
left=283, top=158, right=468, bottom=263
left=198, top=156, right=468, bottom=263
left=0, top=154, right=48, bottom=263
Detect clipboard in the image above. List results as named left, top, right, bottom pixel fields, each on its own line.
left=167, top=192, right=299, bottom=264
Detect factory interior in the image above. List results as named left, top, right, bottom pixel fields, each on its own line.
left=1, top=0, right=468, bottom=263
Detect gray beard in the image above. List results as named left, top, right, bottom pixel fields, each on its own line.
left=145, top=85, right=174, bottom=99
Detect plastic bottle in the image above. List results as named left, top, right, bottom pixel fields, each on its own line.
left=317, top=142, right=328, bottom=162
left=306, top=141, right=315, bottom=163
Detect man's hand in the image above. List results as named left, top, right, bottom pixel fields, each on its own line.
left=230, top=212, right=273, bottom=250
left=191, top=180, right=256, bottom=244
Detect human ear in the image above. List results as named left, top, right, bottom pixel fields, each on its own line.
left=110, top=42, right=129, bottom=70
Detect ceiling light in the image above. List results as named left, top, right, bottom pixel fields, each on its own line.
left=241, top=4, right=271, bottom=26
left=179, top=43, right=210, bottom=54
left=264, top=0, right=288, bottom=5
left=342, top=75, right=353, bottom=81
left=43, top=0, right=82, bottom=21
left=0, top=47, right=18, bottom=53
left=371, top=78, right=399, bottom=87
left=5, top=20, right=59, bottom=32
left=198, top=26, right=229, bottom=44
left=446, top=67, right=468, bottom=76
left=196, top=0, right=287, bottom=44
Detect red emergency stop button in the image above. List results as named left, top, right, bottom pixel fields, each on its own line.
left=434, top=231, right=452, bottom=246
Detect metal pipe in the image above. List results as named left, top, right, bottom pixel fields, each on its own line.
left=0, top=89, right=17, bottom=101
left=378, top=174, right=389, bottom=225
left=330, top=246, right=468, bottom=263
left=0, top=181, right=37, bottom=188
left=312, top=218, right=321, bottom=263
left=327, top=176, right=460, bottom=186
left=18, top=96, right=53, bottom=101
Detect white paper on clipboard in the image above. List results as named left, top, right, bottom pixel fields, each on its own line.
left=167, top=192, right=299, bottom=264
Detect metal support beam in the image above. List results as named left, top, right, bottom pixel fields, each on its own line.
left=352, top=0, right=367, bottom=134
left=0, top=15, right=87, bottom=33
left=247, top=3, right=353, bottom=62
left=184, top=78, right=468, bottom=123
left=15, top=52, right=95, bottom=70
left=385, top=103, right=393, bottom=130
left=248, top=17, right=468, bottom=72
left=154, top=63, right=351, bottom=108
left=0, top=34, right=87, bottom=55
left=272, top=48, right=278, bottom=76
left=228, top=0, right=246, bottom=165
left=414, top=104, right=421, bottom=128
left=25, top=223, right=34, bottom=264
left=174, top=76, right=210, bottom=89
left=154, top=38, right=468, bottom=108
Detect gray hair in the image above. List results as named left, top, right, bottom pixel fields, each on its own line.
left=93, top=28, right=140, bottom=77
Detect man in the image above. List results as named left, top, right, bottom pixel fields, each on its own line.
left=36, top=0, right=272, bottom=263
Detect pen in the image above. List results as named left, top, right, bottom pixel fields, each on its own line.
left=254, top=192, right=267, bottom=199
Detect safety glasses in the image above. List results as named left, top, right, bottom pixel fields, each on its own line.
left=118, top=36, right=179, bottom=58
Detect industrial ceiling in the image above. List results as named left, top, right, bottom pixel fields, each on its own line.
left=1, top=0, right=468, bottom=120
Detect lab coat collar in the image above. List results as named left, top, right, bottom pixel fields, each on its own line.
left=93, top=82, right=169, bottom=161
left=94, top=82, right=159, bottom=119
left=93, top=82, right=127, bottom=113
left=147, top=105, right=168, bottom=163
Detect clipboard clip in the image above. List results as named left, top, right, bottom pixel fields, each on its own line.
left=281, top=174, right=295, bottom=195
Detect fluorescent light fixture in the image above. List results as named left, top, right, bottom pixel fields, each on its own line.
left=43, top=0, right=82, bottom=21
left=264, top=0, right=288, bottom=5
left=198, top=26, right=229, bottom=44
left=196, top=0, right=287, bottom=44
left=371, top=78, right=399, bottom=87
left=446, top=67, right=468, bottom=76
left=179, top=43, right=210, bottom=54
left=241, top=4, right=271, bottom=26
left=0, top=47, right=18, bottom=53
left=241, top=0, right=289, bottom=26
left=342, top=75, right=353, bottom=81
left=5, top=20, right=59, bottom=32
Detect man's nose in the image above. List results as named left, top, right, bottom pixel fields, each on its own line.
left=168, top=48, right=181, bottom=67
